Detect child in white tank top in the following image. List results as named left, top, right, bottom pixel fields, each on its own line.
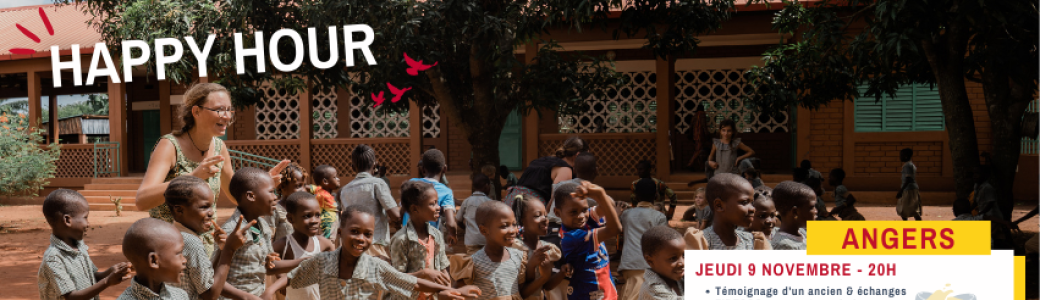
left=271, top=192, right=335, bottom=300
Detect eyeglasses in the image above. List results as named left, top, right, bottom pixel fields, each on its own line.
left=196, top=105, right=236, bottom=118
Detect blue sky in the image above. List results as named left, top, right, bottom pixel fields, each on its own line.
left=0, top=0, right=53, bottom=9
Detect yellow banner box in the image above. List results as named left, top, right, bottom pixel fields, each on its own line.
left=807, top=221, right=991, bottom=255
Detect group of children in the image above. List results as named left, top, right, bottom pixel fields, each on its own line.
left=37, top=121, right=943, bottom=300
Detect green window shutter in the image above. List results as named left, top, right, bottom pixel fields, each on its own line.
left=911, top=84, right=944, bottom=131
left=854, top=84, right=945, bottom=132
left=854, top=85, right=884, bottom=132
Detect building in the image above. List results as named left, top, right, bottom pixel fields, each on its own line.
left=1, top=3, right=1035, bottom=208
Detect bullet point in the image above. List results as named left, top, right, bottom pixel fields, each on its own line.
left=706, top=290, right=710, bottom=294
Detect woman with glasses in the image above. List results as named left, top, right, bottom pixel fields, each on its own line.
left=135, top=82, right=289, bottom=256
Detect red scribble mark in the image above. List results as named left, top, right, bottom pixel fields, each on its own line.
left=16, top=24, right=40, bottom=43
left=39, top=8, right=54, bottom=36
left=371, top=91, right=386, bottom=108
left=8, top=8, right=56, bottom=55
left=404, top=52, right=437, bottom=76
left=10, top=48, right=36, bottom=55
left=386, top=82, right=412, bottom=103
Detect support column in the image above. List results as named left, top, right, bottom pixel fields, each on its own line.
left=79, top=133, right=87, bottom=144
left=108, top=81, right=129, bottom=176
left=654, top=56, right=675, bottom=178
left=523, top=42, right=540, bottom=167
left=299, top=85, right=312, bottom=171
left=409, top=100, right=423, bottom=177
left=159, top=80, right=172, bottom=134
left=27, top=72, right=42, bottom=131
left=49, top=94, right=59, bottom=143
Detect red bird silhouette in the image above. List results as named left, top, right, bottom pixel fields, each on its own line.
left=370, top=91, right=385, bottom=108
left=404, top=52, right=438, bottom=76
left=387, top=82, right=412, bottom=103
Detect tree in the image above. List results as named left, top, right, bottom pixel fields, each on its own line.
left=0, top=107, right=60, bottom=198
left=64, top=0, right=736, bottom=185
left=743, top=0, right=1037, bottom=219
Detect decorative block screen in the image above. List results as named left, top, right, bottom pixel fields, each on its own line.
left=558, top=71, right=658, bottom=133
left=348, top=86, right=410, bottom=138
left=255, top=82, right=301, bottom=140
left=422, top=104, right=440, bottom=138
left=674, top=69, right=789, bottom=134
left=311, top=86, right=338, bottom=139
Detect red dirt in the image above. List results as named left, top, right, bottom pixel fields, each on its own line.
left=0, top=204, right=1034, bottom=300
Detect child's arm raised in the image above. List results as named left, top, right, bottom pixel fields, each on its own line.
left=203, top=217, right=254, bottom=300
left=575, top=181, right=623, bottom=244
left=266, top=254, right=310, bottom=275
left=63, top=262, right=131, bottom=300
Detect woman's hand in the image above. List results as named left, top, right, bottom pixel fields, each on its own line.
left=190, top=156, right=225, bottom=180
left=708, top=161, right=719, bottom=169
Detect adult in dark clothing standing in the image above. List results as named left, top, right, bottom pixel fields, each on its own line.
left=504, top=136, right=587, bottom=207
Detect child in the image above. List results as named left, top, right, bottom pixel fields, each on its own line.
left=680, top=188, right=711, bottom=230
left=480, top=164, right=500, bottom=200
left=638, top=226, right=685, bottom=300
left=117, top=218, right=188, bottom=300
left=770, top=181, right=817, bottom=250
left=451, top=201, right=541, bottom=299
left=459, top=174, right=494, bottom=255
left=309, top=164, right=342, bottom=238
left=271, top=191, right=335, bottom=300
left=952, top=198, right=974, bottom=220
left=896, top=148, right=922, bottom=221
left=511, top=195, right=569, bottom=300
left=390, top=181, right=452, bottom=300
left=619, top=182, right=669, bottom=300
left=629, top=160, right=677, bottom=218
left=272, top=163, right=307, bottom=242
left=223, top=168, right=306, bottom=299
left=406, top=149, right=458, bottom=245
left=804, top=178, right=832, bottom=220
left=800, top=160, right=823, bottom=180
left=553, top=181, right=622, bottom=300
left=165, top=175, right=251, bottom=300
left=703, top=119, right=756, bottom=180
left=548, top=153, right=600, bottom=229
left=340, top=145, right=402, bottom=261
left=747, top=192, right=778, bottom=241
left=38, top=189, right=132, bottom=300
left=267, top=206, right=480, bottom=300
left=702, top=174, right=759, bottom=250
left=743, top=167, right=767, bottom=191
left=827, top=168, right=856, bottom=218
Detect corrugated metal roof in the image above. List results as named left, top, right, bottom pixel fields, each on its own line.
left=0, top=4, right=100, bottom=61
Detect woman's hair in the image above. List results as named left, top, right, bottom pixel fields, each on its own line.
left=555, top=136, right=587, bottom=158
left=694, top=187, right=706, bottom=197
left=175, top=83, right=229, bottom=135
left=164, top=175, right=209, bottom=208
left=400, top=180, right=435, bottom=212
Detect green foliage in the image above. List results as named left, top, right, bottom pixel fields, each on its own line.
left=744, top=0, right=1037, bottom=118
left=0, top=107, right=59, bottom=198
left=41, top=94, right=110, bottom=122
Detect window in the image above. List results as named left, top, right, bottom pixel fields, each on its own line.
left=854, top=84, right=944, bottom=132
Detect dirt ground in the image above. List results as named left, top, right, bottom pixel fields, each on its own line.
left=0, top=204, right=1035, bottom=300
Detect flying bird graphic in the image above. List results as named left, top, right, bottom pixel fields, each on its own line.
left=404, top=52, right=438, bottom=76
left=387, top=82, right=412, bottom=103
left=370, top=91, right=386, bottom=108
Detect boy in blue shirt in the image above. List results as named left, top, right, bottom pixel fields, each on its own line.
left=554, top=181, right=622, bottom=300
left=404, top=148, right=459, bottom=245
